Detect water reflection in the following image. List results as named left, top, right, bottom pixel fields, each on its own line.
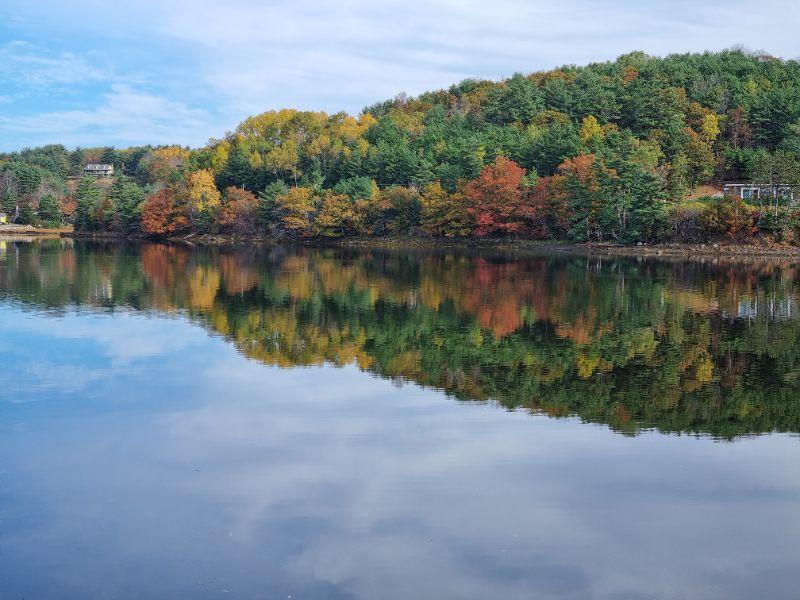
left=2, top=240, right=800, bottom=600
left=2, top=239, right=800, bottom=437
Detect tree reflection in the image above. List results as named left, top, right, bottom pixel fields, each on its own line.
left=3, top=238, right=800, bottom=438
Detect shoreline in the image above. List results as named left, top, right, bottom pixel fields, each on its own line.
left=0, top=226, right=72, bottom=236
left=54, top=231, right=800, bottom=259
left=333, top=238, right=800, bottom=258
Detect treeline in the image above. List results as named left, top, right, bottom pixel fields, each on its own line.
left=4, top=240, right=800, bottom=438
left=4, top=48, right=800, bottom=242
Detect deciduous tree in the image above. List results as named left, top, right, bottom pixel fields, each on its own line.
left=464, top=156, right=530, bottom=236
left=420, top=181, right=472, bottom=237
left=141, top=188, right=189, bottom=235
left=276, top=186, right=317, bottom=237
left=218, top=187, right=259, bottom=235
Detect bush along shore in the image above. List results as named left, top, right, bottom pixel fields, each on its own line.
left=4, top=49, right=800, bottom=248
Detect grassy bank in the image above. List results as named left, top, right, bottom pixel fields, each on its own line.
left=0, top=225, right=72, bottom=236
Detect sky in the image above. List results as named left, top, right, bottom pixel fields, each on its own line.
left=0, top=0, right=798, bottom=151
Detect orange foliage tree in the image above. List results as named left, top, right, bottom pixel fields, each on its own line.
left=141, top=188, right=189, bottom=235
left=527, top=176, right=563, bottom=238
left=58, top=195, right=77, bottom=224
left=464, top=156, right=531, bottom=236
left=218, top=186, right=259, bottom=234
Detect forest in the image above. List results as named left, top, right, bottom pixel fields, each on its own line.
left=3, top=48, right=800, bottom=244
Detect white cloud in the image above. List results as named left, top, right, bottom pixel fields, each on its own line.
left=1, top=0, right=800, bottom=148
left=0, top=308, right=212, bottom=401
left=0, top=83, right=215, bottom=148
left=0, top=40, right=109, bottom=90
left=144, top=0, right=800, bottom=117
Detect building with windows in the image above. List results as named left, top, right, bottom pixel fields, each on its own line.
left=722, top=182, right=797, bottom=202
left=83, top=163, right=115, bottom=177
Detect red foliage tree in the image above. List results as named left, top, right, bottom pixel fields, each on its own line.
left=464, top=156, right=531, bottom=236
left=217, top=186, right=259, bottom=234
left=59, top=195, right=77, bottom=224
left=141, top=188, right=189, bottom=235
left=557, top=154, right=599, bottom=188
left=526, top=176, right=560, bottom=238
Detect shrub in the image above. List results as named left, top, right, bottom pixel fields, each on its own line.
left=787, top=210, right=800, bottom=245
left=698, top=195, right=757, bottom=241
left=755, top=208, right=791, bottom=242
left=667, top=201, right=705, bottom=242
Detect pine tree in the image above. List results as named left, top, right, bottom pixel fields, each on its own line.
left=258, top=181, right=289, bottom=231
left=37, top=194, right=61, bottom=226
left=1, top=187, right=18, bottom=221
left=74, top=177, right=103, bottom=231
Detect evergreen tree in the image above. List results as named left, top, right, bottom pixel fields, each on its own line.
left=258, top=180, right=289, bottom=231
left=37, top=194, right=61, bottom=226
left=18, top=202, right=36, bottom=225
left=74, top=177, right=103, bottom=231
left=1, top=187, right=18, bottom=220
left=110, top=179, right=146, bottom=233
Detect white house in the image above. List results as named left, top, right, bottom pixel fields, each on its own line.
left=723, top=182, right=796, bottom=202
left=83, top=163, right=115, bottom=177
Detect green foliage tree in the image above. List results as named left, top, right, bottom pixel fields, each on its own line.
left=258, top=180, right=289, bottom=231
left=74, top=177, right=104, bottom=231
left=18, top=202, right=36, bottom=225
left=110, top=179, right=146, bottom=233
left=37, top=194, right=61, bottom=227
left=1, top=187, right=18, bottom=220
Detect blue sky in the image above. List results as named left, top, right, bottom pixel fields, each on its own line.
left=0, top=0, right=798, bottom=151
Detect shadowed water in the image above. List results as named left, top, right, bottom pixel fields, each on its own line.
left=1, top=239, right=799, bottom=599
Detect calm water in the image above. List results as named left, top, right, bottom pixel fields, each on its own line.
left=1, top=239, right=799, bottom=599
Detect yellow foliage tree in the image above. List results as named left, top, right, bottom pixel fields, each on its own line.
left=187, top=169, right=221, bottom=211
left=277, top=187, right=317, bottom=237
left=313, top=192, right=357, bottom=237
left=688, top=102, right=721, bottom=144
left=580, top=115, right=604, bottom=143
left=700, top=113, right=721, bottom=143
left=420, top=181, right=472, bottom=237
left=209, top=140, right=231, bottom=174
left=683, top=128, right=715, bottom=183
left=266, top=140, right=300, bottom=182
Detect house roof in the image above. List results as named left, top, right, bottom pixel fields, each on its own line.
left=723, top=181, right=797, bottom=186
left=84, top=163, right=113, bottom=170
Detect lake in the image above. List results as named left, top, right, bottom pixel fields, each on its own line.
left=1, top=239, right=799, bottom=599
